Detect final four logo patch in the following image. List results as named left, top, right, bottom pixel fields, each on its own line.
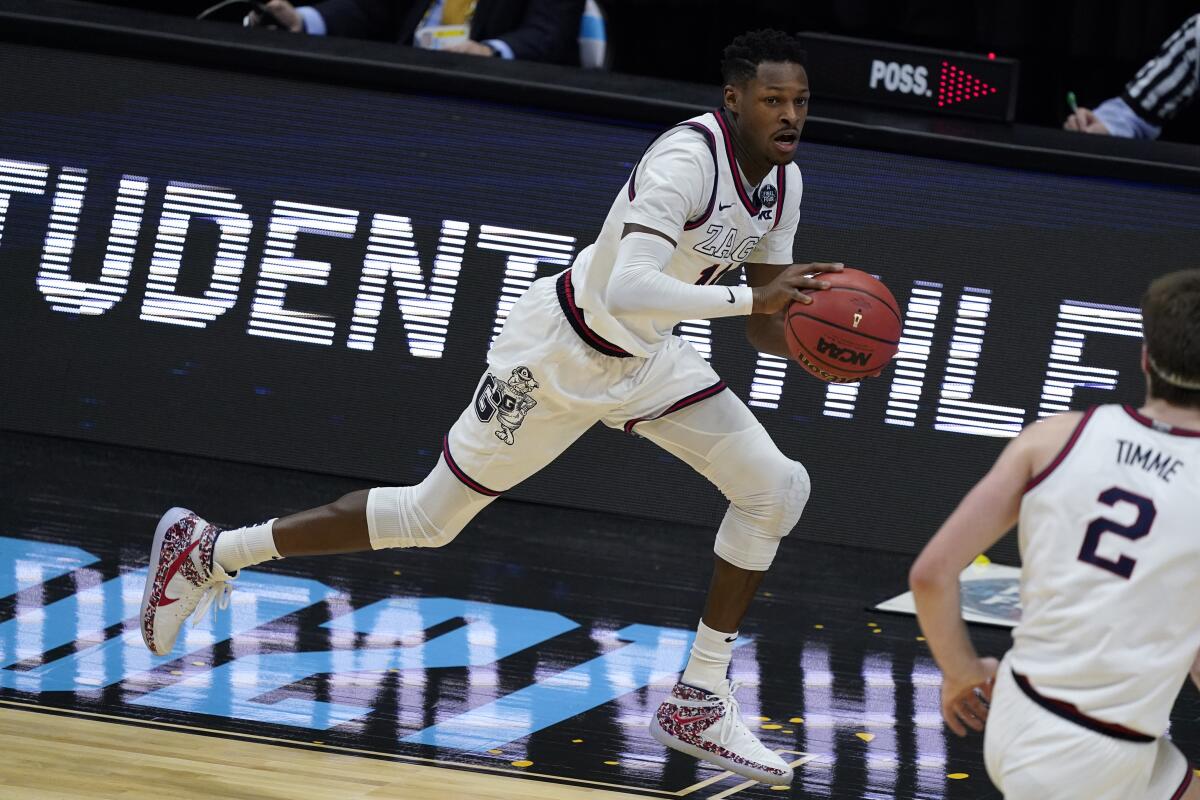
left=757, top=184, right=777, bottom=208
left=473, top=366, right=540, bottom=445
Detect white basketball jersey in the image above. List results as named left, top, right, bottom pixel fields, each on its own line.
left=570, top=109, right=803, bottom=357
left=1011, top=404, right=1200, bottom=736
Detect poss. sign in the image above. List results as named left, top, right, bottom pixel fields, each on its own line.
left=796, top=32, right=1019, bottom=121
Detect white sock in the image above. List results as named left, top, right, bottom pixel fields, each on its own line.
left=681, top=619, right=737, bottom=692
left=213, top=519, right=281, bottom=573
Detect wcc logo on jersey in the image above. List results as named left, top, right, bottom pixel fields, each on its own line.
left=474, top=366, right=539, bottom=445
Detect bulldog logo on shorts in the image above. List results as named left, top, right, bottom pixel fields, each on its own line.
left=473, top=366, right=540, bottom=446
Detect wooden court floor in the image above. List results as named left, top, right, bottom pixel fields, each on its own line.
left=3, top=431, right=1199, bottom=799
left=0, top=704, right=664, bottom=799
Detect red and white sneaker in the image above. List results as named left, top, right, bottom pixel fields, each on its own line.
left=140, top=507, right=235, bottom=656
left=649, top=680, right=793, bottom=786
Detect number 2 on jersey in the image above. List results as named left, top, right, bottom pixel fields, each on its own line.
left=1077, top=486, right=1157, bottom=579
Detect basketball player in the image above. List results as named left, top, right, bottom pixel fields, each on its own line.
left=140, top=30, right=830, bottom=785
left=909, top=270, right=1200, bottom=798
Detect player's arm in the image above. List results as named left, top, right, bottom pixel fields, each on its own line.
left=908, top=424, right=1043, bottom=736
left=608, top=230, right=841, bottom=325
left=609, top=221, right=757, bottom=320
left=604, top=140, right=751, bottom=322
left=605, top=138, right=835, bottom=324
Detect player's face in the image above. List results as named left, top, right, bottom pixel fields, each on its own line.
left=726, top=62, right=810, bottom=166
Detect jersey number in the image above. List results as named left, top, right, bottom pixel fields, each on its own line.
left=1077, top=486, right=1157, bottom=579
left=695, top=263, right=736, bottom=286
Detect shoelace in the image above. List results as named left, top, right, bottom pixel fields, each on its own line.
left=712, top=679, right=744, bottom=747
left=192, top=578, right=233, bottom=627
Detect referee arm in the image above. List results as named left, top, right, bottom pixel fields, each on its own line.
left=1065, top=13, right=1199, bottom=139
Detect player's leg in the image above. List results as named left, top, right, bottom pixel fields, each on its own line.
left=622, top=387, right=809, bottom=785
left=634, top=389, right=809, bottom=682
left=269, top=445, right=501, bottom=557
left=141, top=274, right=606, bottom=656
left=140, top=367, right=603, bottom=656
left=138, top=454, right=495, bottom=655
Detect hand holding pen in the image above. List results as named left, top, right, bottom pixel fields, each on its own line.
left=1062, top=91, right=1111, bottom=134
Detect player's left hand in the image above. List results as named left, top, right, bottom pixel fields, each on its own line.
left=941, top=656, right=999, bottom=737
left=750, top=262, right=843, bottom=314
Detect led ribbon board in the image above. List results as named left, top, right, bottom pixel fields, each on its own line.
left=2, top=42, right=1196, bottom=558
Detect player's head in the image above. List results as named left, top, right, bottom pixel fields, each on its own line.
left=1140, top=269, right=1200, bottom=408
left=721, top=30, right=810, bottom=167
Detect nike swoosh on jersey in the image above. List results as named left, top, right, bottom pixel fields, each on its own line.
left=157, top=538, right=202, bottom=607
left=719, top=202, right=733, bottom=210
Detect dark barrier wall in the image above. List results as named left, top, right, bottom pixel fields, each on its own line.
left=3, top=42, right=1199, bottom=557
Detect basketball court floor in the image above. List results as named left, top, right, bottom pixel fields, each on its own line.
left=3, top=429, right=1198, bottom=799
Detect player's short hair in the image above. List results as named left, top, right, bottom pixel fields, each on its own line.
left=721, top=30, right=808, bottom=86
left=1141, top=269, right=1200, bottom=408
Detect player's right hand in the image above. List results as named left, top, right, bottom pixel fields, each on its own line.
left=247, top=0, right=304, bottom=32
left=751, top=262, right=843, bottom=315
left=1063, top=107, right=1110, bottom=135
left=941, top=656, right=999, bottom=737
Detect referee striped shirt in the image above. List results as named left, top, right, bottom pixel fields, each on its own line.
left=1123, top=13, right=1199, bottom=123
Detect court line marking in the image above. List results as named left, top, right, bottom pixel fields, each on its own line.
left=677, top=768, right=740, bottom=796
left=677, top=751, right=819, bottom=797
left=0, top=699, right=677, bottom=797
left=710, top=780, right=760, bottom=800
left=709, top=754, right=820, bottom=799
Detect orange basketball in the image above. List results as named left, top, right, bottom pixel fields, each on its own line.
left=785, top=269, right=902, bottom=383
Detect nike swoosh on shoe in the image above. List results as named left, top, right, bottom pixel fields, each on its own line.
left=672, top=710, right=713, bottom=726
left=157, top=538, right=202, bottom=607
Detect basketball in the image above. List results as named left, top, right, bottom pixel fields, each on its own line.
left=785, top=269, right=902, bottom=383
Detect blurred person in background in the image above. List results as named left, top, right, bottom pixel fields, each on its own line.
left=1064, top=12, right=1198, bottom=140
left=246, top=0, right=585, bottom=65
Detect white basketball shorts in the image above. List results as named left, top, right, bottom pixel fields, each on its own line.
left=442, top=269, right=729, bottom=495
left=985, top=655, right=1193, bottom=799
